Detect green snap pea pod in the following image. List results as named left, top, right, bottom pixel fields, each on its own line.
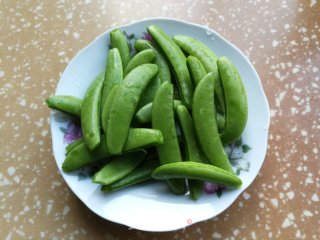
left=101, top=48, right=123, bottom=113
left=218, top=56, right=248, bottom=144
left=134, top=39, right=171, bottom=83
left=66, top=138, right=85, bottom=154
left=136, top=76, right=161, bottom=110
left=192, top=72, right=233, bottom=173
left=81, top=72, right=104, bottom=150
left=147, top=25, right=194, bottom=109
left=124, top=49, right=156, bottom=75
left=152, top=81, right=186, bottom=195
left=45, top=95, right=82, bottom=117
left=173, top=35, right=225, bottom=113
left=107, top=64, right=158, bottom=154
left=110, top=29, right=131, bottom=70
left=92, top=150, right=147, bottom=185
left=152, top=162, right=242, bottom=188
left=101, top=85, right=120, bottom=135
left=135, top=100, right=182, bottom=124
left=186, top=56, right=206, bottom=87
left=62, top=128, right=163, bottom=172
left=101, top=159, right=160, bottom=192
left=175, top=105, right=205, bottom=200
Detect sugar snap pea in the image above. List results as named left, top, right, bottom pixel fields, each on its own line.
left=218, top=56, right=248, bottom=144
left=124, top=49, right=156, bottom=75
left=152, top=162, right=242, bottom=188
left=176, top=105, right=205, bottom=200
left=101, top=85, right=120, bottom=135
left=192, top=72, right=233, bottom=173
left=81, top=72, right=104, bottom=151
left=152, top=81, right=186, bottom=195
left=148, top=25, right=194, bottom=109
left=106, top=64, right=158, bottom=154
left=62, top=128, right=163, bottom=172
left=135, top=100, right=182, bottom=124
left=66, top=138, right=84, bottom=154
left=110, top=29, right=131, bottom=70
left=93, top=150, right=146, bottom=185
left=134, top=39, right=171, bottom=83
left=101, top=48, right=123, bottom=113
left=46, top=95, right=82, bottom=117
left=101, top=159, right=160, bottom=192
left=173, top=35, right=225, bottom=113
left=186, top=56, right=206, bottom=87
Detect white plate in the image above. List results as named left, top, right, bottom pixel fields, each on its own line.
left=50, top=18, right=270, bottom=232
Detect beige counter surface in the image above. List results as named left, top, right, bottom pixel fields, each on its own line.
left=1, top=0, right=319, bottom=239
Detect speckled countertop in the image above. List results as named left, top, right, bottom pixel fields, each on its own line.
left=1, top=0, right=319, bottom=239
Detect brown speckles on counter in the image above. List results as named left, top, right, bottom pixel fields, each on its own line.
left=1, top=0, right=319, bottom=239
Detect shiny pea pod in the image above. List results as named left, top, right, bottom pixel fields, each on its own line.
left=101, top=85, right=120, bottom=135
left=101, top=159, right=160, bottom=192
left=107, top=64, right=158, bottom=154
left=45, top=95, right=82, bottom=117
left=175, top=105, right=205, bottom=200
left=81, top=72, right=104, bottom=150
left=148, top=25, right=194, bottom=109
left=101, top=48, right=123, bottom=113
left=152, top=162, right=242, bottom=188
left=192, top=72, right=233, bottom=173
left=124, top=49, right=156, bottom=75
left=110, top=29, right=131, bottom=70
left=152, top=81, right=186, bottom=195
left=92, top=150, right=147, bottom=185
left=66, top=138, right=84, bottom=154
left=173, top=35, right=225, bottom=113
left=134, top=39, right=171, bottom=83
left=186, top=56, right=206, bottom=87
left=135, top=100, right=182, bottom=124
left=62, top=128, right=163, bottom=172
left=218, top=56, right=248, bottom=144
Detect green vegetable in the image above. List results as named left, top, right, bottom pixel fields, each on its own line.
left=101, top=48, right=123, bottom=113
left=110, top=29, right=131, bottom=70
left=106, top=64, right=158, bottom=154
left=152, top=162, right=242, bottom=188
left=186, top=55, right=206, bottom=87
left=152, top=81, right=186, bottom=195
left=218, top=56, right=248, bottom=144
left=62, top=128, right=163, bottom=172
left=93, top=150, right=146, bottom=185
left=46, top=95, right=82, bottom=117
left=66, top=138, right=84, bottom=154
left=148, top=25, right=194, bottom=109
left=173, top=35, right=225, bottom=113
left=135, top=100, right=182, bottom=124
left=124, top=49, right=156, bottom=75
left=192, top=72, right=233, bottom=173
left=176, top=105, right=205, bottom=200
left=101, top=159, right=160, bottom=192
left=81, top=72, right=104, bottom=150
left=134, top=39, right=171, bottom=83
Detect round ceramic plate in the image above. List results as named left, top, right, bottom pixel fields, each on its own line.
left=50, top=18, right=270, bottom=232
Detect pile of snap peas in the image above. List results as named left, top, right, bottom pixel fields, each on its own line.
left=46, top=25, right=248, bottom=200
